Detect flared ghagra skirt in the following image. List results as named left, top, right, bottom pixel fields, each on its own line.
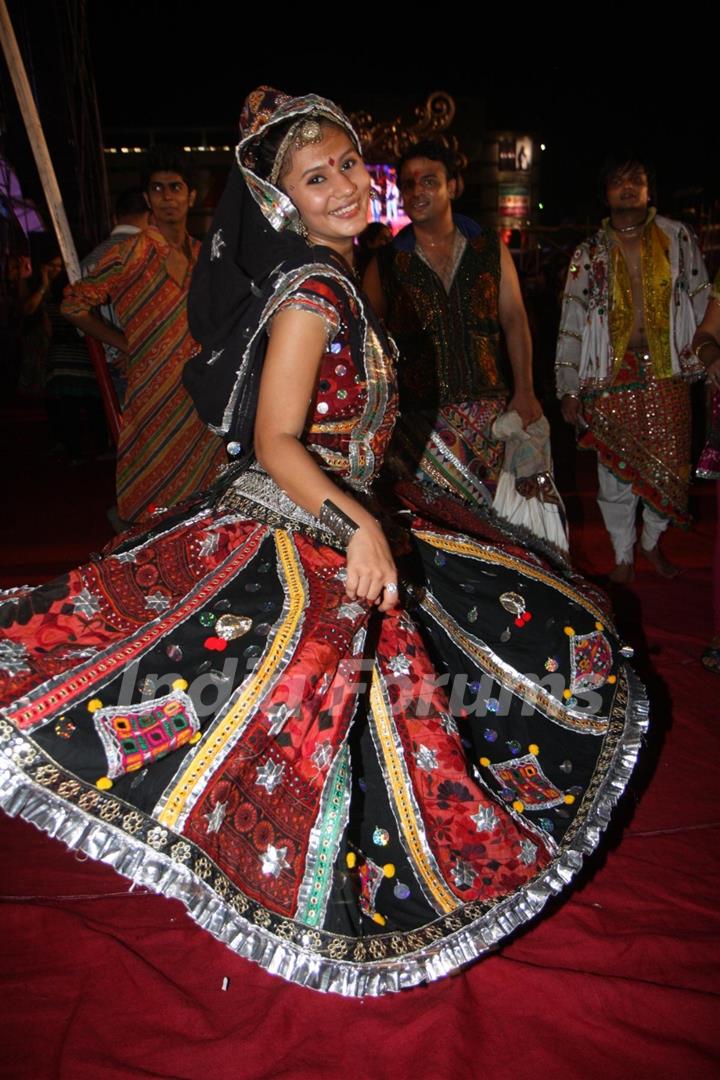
left=0, top=505, right=647, bottom=995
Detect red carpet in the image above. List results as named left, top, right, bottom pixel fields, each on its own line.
left=1, top=405, right=718, bottom=1079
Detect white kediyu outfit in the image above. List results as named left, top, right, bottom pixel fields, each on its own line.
left=555, top=211, right=709, bottom=563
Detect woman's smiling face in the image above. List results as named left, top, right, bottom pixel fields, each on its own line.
left=280, top=124, right=370, bottom=253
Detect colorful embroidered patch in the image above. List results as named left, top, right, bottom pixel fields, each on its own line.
left=358, top=856, right=385, bottom=917
left=488, top=753, right=566, bottom=810
left=569, top=630, right=613, bottom=692
left=348, top=852, right=395, bottom=924
left=93, top=689, right=200, bottom=779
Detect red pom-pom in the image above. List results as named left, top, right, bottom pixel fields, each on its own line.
left=204, top=636, right=228, bottom=651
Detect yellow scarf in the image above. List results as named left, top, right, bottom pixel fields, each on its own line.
left=607, top=213, right=673, bottom=380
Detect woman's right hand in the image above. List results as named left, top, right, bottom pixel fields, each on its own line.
left=345, top=520, right=399, bottom=612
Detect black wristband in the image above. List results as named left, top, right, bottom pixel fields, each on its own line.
left=318, top=499, right=358, bottom=547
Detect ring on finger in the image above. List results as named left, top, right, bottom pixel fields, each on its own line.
left=384, top=582, right=398, bottom=594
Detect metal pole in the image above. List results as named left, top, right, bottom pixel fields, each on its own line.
left=0, top=0, right=80, bottom=281
left=0, top=0, right=120, bottom=441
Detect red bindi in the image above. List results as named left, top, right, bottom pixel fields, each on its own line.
left=328, top=157, right=336, bottom=167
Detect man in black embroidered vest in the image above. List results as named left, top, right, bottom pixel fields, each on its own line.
left=363, top=139, right=542, bottom=508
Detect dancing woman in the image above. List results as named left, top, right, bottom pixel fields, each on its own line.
left=0, top=88, right=647, bottom=996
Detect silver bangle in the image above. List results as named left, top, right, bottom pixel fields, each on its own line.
left=695, top=340, right=719, bottom=369
left=318, top=499, right=358, bottom=548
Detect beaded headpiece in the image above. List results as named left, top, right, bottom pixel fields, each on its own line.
left=268, top=118, right=324, bottom=185
left=236, top=86, right=362, bottom=234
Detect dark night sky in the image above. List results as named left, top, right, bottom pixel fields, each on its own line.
left=86, top=8, right=716, bottom=226
left=4, top=2, right=716, bottom=228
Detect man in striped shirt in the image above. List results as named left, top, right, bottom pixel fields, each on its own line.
left=63, top=147, right=225, bottom=524
left=80, top=188, right=150, bottom=410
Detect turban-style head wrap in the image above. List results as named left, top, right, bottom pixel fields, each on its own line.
left=236, top=86, right=362, bottom=235
left=184, top=88, right=364, bottom=463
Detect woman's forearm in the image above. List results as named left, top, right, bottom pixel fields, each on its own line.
left=255, top=431, right=378, bottom=532
left=252, top=304, right=397, bottom=610
left=255, top=430, right=397, bottom=609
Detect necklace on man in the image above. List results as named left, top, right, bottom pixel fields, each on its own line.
left=417, top=228, right=457, bottom=287
left=418, top=227, right=456, bottom=249
left=612, top=213, right=648, bottom=235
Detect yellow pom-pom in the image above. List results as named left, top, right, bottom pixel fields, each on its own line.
left=172, top=678, right=188, bottom=691
left=189, top=731, right=202, bottom=744
left=564, top=626, right=575, bottom=637
left=372, top=912, right=386, bottom=926
left=562, top=689, right=572, bottom=700
left=383, top=863, right=395, bottom=879
left=607, top=674, right=616, bottom=684
left=564, top=794, right=576, bottom=805
left=87, top=698, right=103, bottom=713
left=528, top=743, right=539, bottom=755
left=479, top=756, right=491, bottom=767
left=96, top=776, right=113, bottom=790
left=595, top=621, right=604, bottom=632
left=346, top=852, right=356, bottom=869
left=512, top=800, right=525, bottom=813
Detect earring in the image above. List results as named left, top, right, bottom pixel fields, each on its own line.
left=294, top=219, right=309, bottom=240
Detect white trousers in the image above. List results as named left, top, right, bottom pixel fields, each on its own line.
left=597, top=463, right=669, bottom=563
